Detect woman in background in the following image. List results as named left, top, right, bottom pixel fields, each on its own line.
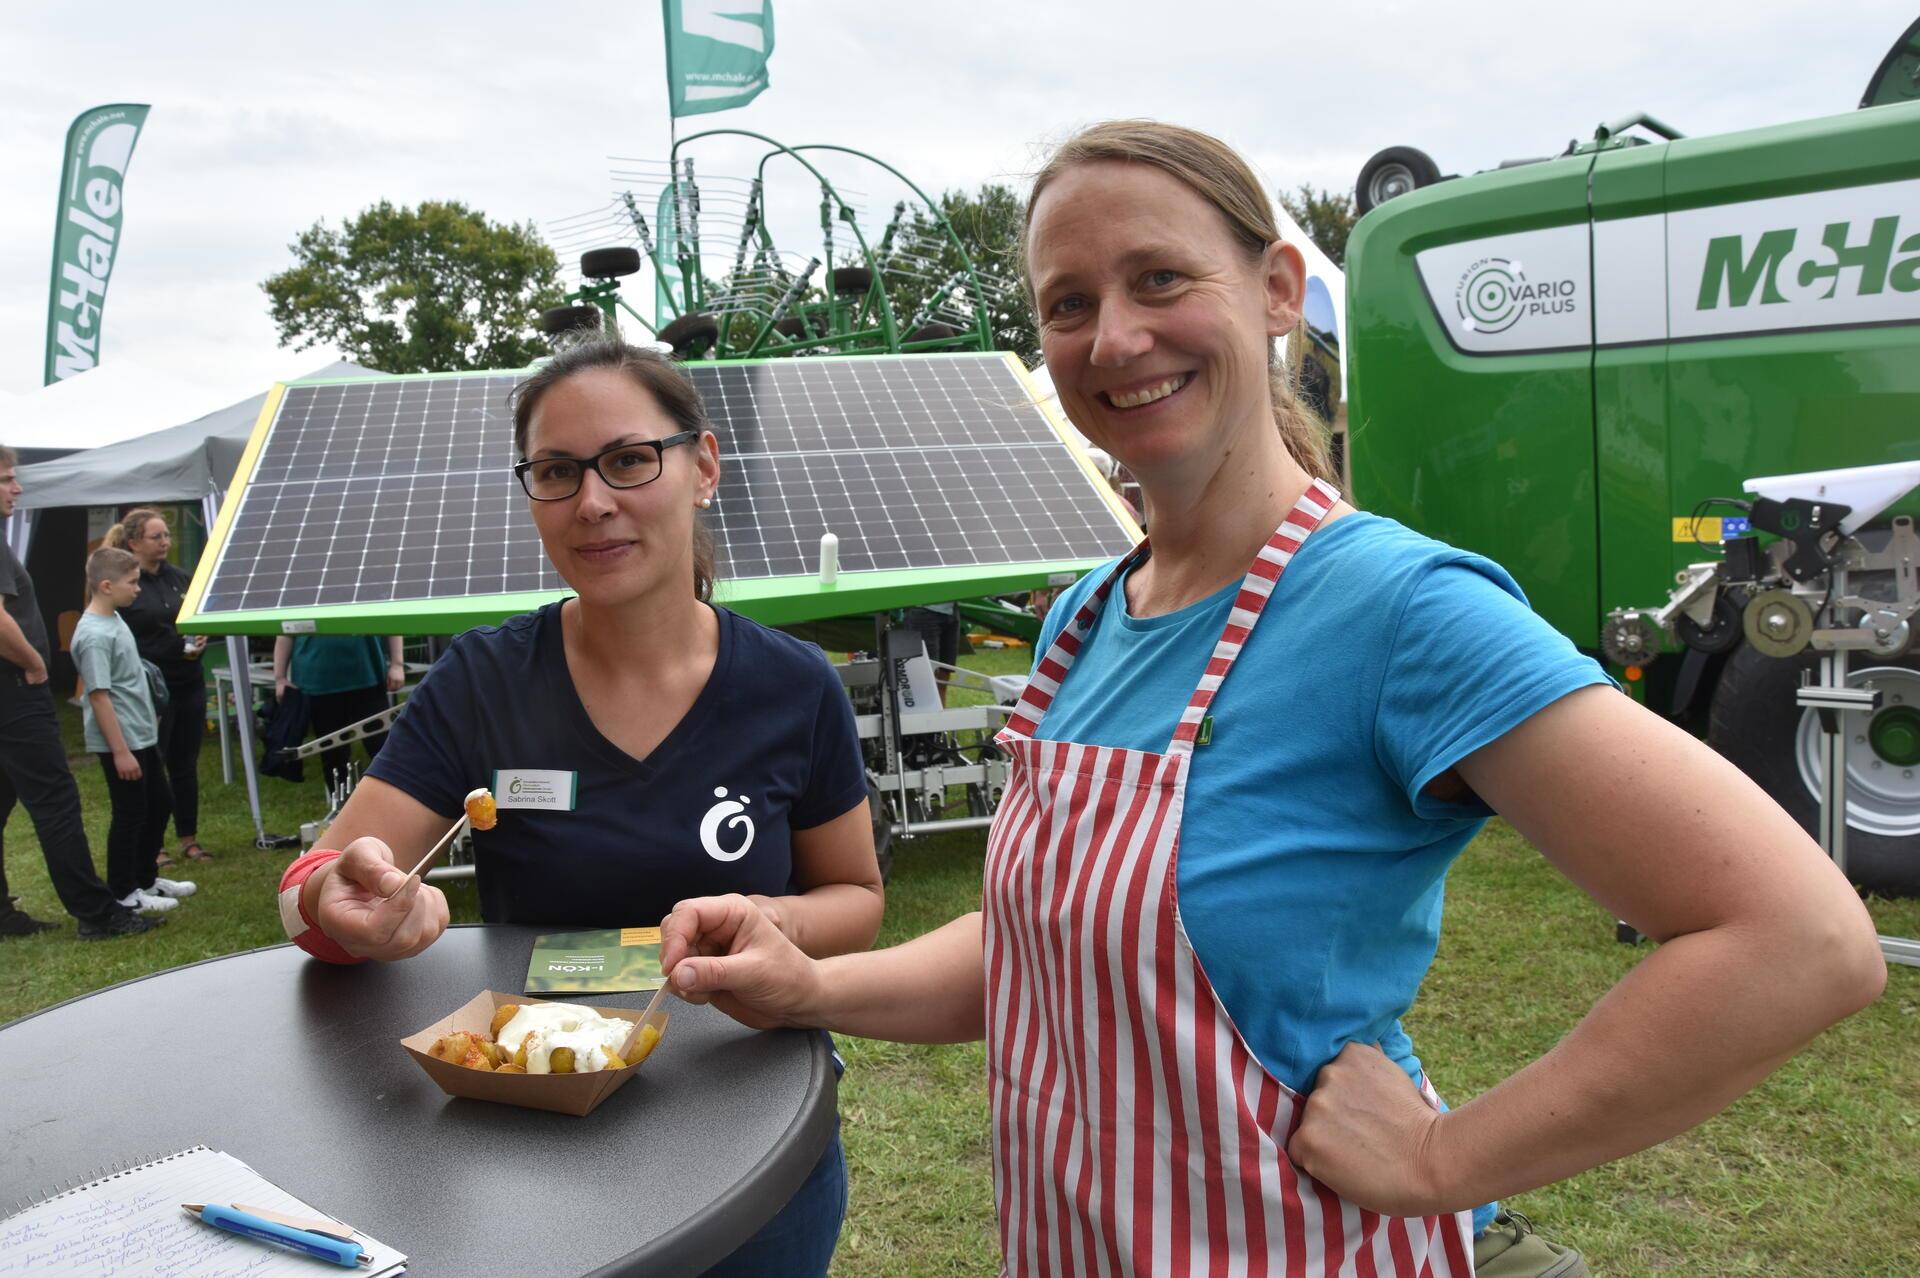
left=109, top=509, right=211, bottom=866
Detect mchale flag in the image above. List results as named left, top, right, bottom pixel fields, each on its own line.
left=44, top=103, right=150, bottom=384
left=663, top=0, right=774, bottom=118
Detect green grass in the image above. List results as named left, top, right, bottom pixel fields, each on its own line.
left=4, top=669, right=1918, bottom=1275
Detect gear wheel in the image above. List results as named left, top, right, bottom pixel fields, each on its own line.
left=1602, top=611, right=1663, bottom=667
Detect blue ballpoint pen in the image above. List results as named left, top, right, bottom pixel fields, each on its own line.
left=181, top=1203, right=371, bottom=1268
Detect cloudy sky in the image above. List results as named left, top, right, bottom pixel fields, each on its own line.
left=1, top=2, right=1910, bottom=408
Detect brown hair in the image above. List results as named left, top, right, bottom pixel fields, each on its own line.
left=507, top=339, right=717, bottom=602
left=0, top=446, right=16, bottom=468
left=85, top=546, right=138, bottom=592
left=105, top=507, right=166, bottom=551
left=1022, top=120, right=1334, bottom=481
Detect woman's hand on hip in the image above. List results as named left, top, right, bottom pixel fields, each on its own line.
left=661, top=893, right=824, bottom=1031
left=1287, top=1042, right=1452, bottom=1217
left=314, top=836, right=449, bottom=961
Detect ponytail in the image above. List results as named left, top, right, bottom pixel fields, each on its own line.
left=1268, top=364, right=1334, bottom=483
left=106, top=507, right=166, bottom=551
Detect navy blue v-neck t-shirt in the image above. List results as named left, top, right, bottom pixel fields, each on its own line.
left=368, top=601, right=869, bottom=926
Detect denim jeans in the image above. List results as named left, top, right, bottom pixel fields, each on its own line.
left=699, top=1121, right=847, bottom=1278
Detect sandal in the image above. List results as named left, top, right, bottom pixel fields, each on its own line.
left=155, top=850, right=177, bottom=870
left=181, top=841, right=214, bottom=863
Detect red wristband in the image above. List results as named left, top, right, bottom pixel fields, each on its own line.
left=277, top=850, right=365, bottom=965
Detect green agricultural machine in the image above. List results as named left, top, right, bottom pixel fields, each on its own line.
left=541, top=131, right=1021, bottom=359
left=1344, top=46, right=1920, bottom=902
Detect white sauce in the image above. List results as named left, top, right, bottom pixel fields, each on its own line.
left=494, top=1002, right=633, bottom=1074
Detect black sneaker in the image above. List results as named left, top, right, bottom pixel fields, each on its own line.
left=78, top=908, right=165, bottom=940
left=0, top=904, right=57, bottom=938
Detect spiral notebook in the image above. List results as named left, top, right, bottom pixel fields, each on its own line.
left=0, top=1146, right=407, bottom=1276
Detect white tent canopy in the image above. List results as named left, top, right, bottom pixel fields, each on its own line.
left=15, top=360, right=382, bottom=510
left=4, top=354, right=343, bottom=454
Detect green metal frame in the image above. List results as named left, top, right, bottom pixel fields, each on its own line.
left=593, top=129, right=1002, bottom=359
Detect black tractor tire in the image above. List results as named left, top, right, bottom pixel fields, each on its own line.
left=868, top=776, right=895, bottom=884
left=580, top=246, right=642, bottom=279
left=540, top=304, right=603, bottom=336
left=830, top=266, right=874, bottom=296
left=906, top=322, right=961, bottom=345
left=1708, top=642, right=1920, bottom=895
left=657, top=312, right=720, bottom=356
left=1355, top=146, right=1442, bottom=215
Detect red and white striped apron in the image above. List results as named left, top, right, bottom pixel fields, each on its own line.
left=984, top=478, right=1474, bottom=1277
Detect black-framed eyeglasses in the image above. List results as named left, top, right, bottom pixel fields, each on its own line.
left=512, top=432, right=699, bottom=501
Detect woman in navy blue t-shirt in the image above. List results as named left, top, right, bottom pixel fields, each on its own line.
left=281, top=339, right=882, bottom=1278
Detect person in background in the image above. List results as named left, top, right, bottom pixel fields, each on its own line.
left=107, top=509, right=212, bottom=867
left=72, top=547, right=196, bottom=917
left=271, top=634, right=405, bottom=791
left=0, top=449, right=153, bottom=939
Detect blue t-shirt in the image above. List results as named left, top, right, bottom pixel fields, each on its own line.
left=369, top=601, right=870, bottom=926
left=1032, top=513, right=1611, bottom=1094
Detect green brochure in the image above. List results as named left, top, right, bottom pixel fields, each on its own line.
left=524, top=927, right=666, bottom=994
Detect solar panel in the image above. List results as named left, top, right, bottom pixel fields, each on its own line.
left=182, top=353, right=1138, bottom=634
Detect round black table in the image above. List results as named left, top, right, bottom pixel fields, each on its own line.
left=0, top=925, right=837, bottom=1276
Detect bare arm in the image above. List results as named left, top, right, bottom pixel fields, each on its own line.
left=1290, top=685, right=1886, bottom=1214
left=88, top=688, right=132, bottom=755
left=0, top=607, right=46, bottom=680
left=296, top=775, right=455, bottom=960
left=755, top=799, right=884, bottom=958
left=663, top=899, right=987, bottom=1043
left=272, top=636, right=292, bottom=700
left=385, top=636, right=405, bottom=691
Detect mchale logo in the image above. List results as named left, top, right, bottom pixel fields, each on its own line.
left=1454, top=257, right=1578, bottom=334
left=1697, top=216, right=1920, bottom=310
left=49, top=113, right=142, bottom=381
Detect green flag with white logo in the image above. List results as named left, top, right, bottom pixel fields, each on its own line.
left=662, top=0, right=774, bottom=118
left=44, top=104, right=150, bottom=384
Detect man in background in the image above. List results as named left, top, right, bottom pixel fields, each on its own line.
left=0, top=447, right=159, bottom=939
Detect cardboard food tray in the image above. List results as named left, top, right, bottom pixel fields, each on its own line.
left=402, top=989, right=670, bottom=1116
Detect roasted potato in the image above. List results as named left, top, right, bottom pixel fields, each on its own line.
left=631, top=1023, right=663, bottom=1064
left=549, top=1047, right=576, bottom=1074
left=488, top=1003, right=519, bottom=1040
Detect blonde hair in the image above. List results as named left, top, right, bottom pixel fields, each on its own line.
left=105, top=507, right=167, bottom=551
left=1022, top=119, right=1334, bottom=481
left=85, top=546, right=138, bottom=592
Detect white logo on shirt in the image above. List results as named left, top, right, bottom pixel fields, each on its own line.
left=699, top=787, right=756, bottom=862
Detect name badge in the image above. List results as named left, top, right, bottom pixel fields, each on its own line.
left=492, top=769, right=578, bottom=811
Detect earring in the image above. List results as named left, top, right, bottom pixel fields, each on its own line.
left=698, top=496, right=713, bottom=509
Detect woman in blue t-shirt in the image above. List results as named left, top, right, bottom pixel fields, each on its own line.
left=657, top=121, right=1888, bottom=1277
left=279, top=340, right=883, bottom=1278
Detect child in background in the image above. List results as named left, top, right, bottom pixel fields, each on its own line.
left=71, top=547, right=197, bottom=916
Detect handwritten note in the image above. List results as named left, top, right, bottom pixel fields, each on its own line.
left=0, top=1147, right=406, bottom=1277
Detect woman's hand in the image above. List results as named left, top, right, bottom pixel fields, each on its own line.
left=386, top=662, right=406, bottom=693
left=660, top=893, right=825, bottom=1030
left=312, top=836, right=448, bottom=961
left=113, top=748, right=141, bottom=781
left=1287, top=1042, right=1451, bottom=1217
left=275, top=676, right=292, bottom=703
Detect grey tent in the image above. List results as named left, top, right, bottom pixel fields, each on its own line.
left=9, top=359, right=387, bottom=847
left=14, top=360, right=383, bottom=512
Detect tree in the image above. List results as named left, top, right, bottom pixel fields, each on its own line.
left=891, top=184, right=1038, bottom=362
left=262, top=200, right=564, bottom=373
left=1277, top=184, right=1356, bottom=267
